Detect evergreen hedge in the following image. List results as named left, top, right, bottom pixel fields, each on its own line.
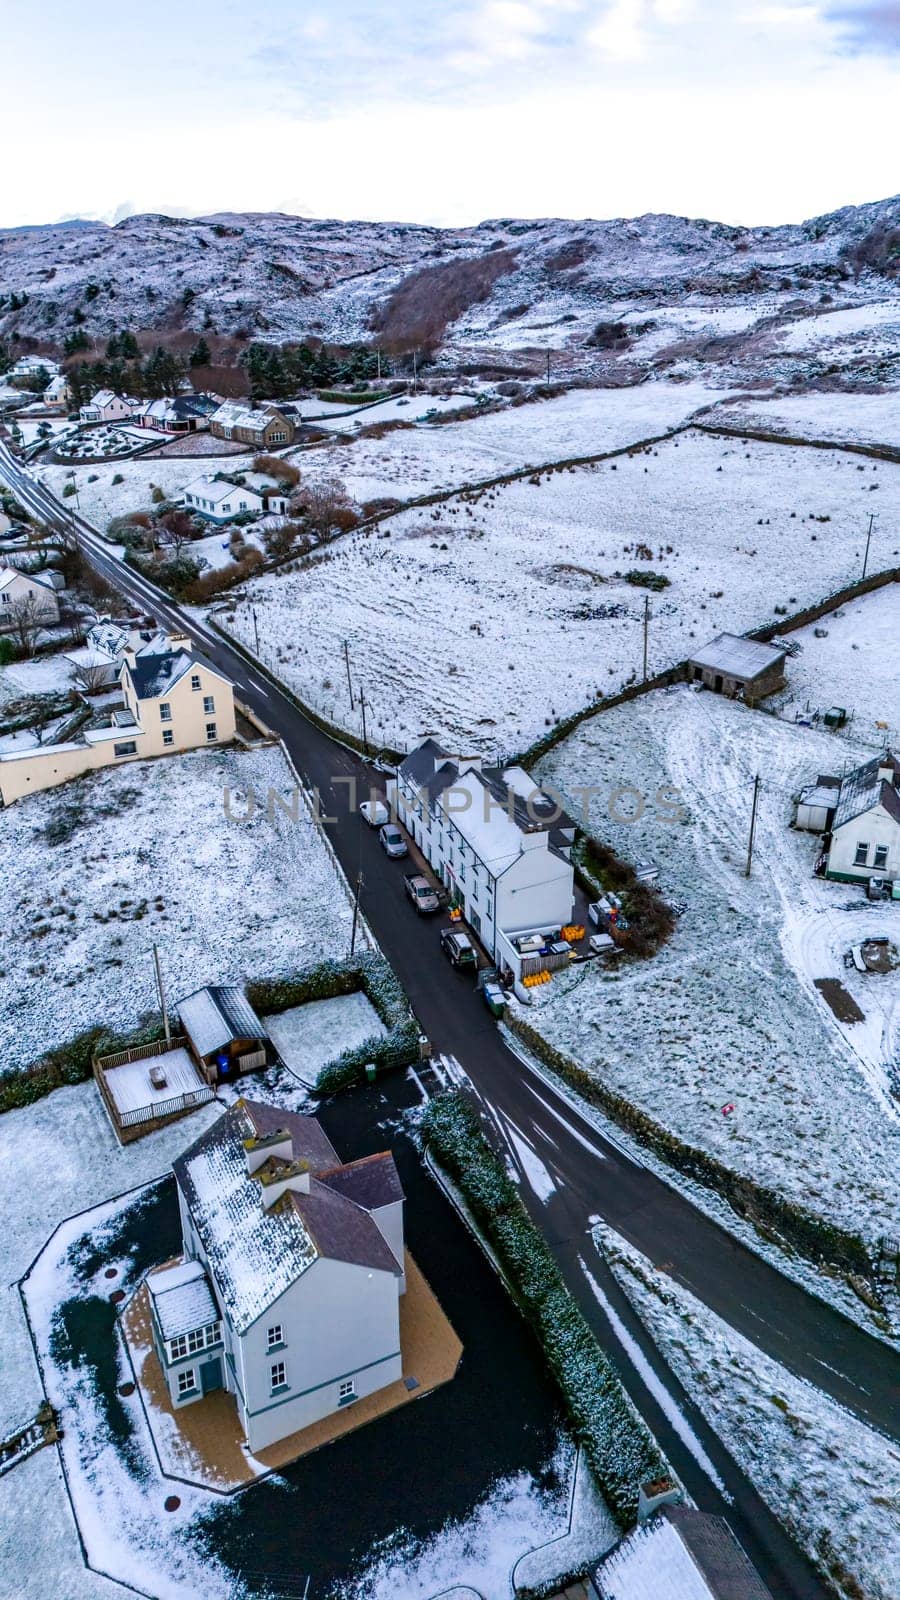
left=0, top=1018, right=168, bottom=1115
left=423, top=1091, right=665, bottom=1525
left=246, top=951, right=420, bottom=1092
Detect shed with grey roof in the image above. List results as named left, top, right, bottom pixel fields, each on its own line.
left=686, top=633, right=789, bottom=704
left=595, top=1504, right=774, bottom=1599
left=176, top=984, right=272, bottom=1083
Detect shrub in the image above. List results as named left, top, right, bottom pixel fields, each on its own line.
left=62, top=482, right=76, bottom=498
left=252, top=454, right=300, bottom=487
left=422, top=1092, right=664, bottom=1523
left=372, top=250, right=517, bottom=354
left=622, top=570, right=670, bottom=591
left=150, top=485, right=165, bottom=504
left=182, top=548, right=264, bottom=602
left=112, top=473, right=124, bottom=486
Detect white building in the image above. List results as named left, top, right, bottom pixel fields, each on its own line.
left=154, top=1098, right=405, bottom=1452
left=65, top=617, right=169, bottom=689
left=595, top=1504, right=773, bottom=1599
left=0, top=565, right=60, bottom=629
left=182, top=473, right=264, bottom=524
left=388, top=738, right=575, bottom=967
left=136, top=394, right=220, bottom=433
left=43, top=374, right=72, bottom=410
left=6, top=354, right=60, bottom=384
left=824, top=751, right=900, bottom=886
left=79, top=390, right=141, bottom=424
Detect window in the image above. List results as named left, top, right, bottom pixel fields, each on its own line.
left=191, top=674, right=201, bottom=691
left=874, top=845, right=889, bottom=870
left=206, top=722, right=217, bottom=742
left=270, top=1360, right=287, bottom=1391
left=187, top=1328, right=206, bottom=1354
left=162, top=729, right=174, bottom=747
left=160, top=702, right=172, bottom=722
left=177, top=1369, right=197, bottom=1398
left=203, top=695, right=215, bottom=714
left=854, top=842, right=870, bottom=867
left=169, top=1334, right=188, bottom=1360
left=338, top=1379, right=356, bottom=1405
left=114, top=740, right=137, bottom=758
left=266, top=1325, right=284, bottom=1352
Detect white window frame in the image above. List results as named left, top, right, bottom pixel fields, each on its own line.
left=270, top=1360, right=287, bottom=1392
left=177, top=1368, right=197, bottom=1397
left=160, top=702, right=172, bottom=722
left=162, top=728, right=174, bottom=747
left=854, top=841, right=870, bottom=866
left=338, top=1378, right=356, bottom=1404
left=266, top=1324, right=284, bottom=1352
left=874, top=844, right=889, bottom=870
left=203, top=694, right=215, bottom=714
left=191, top=674, right=201, bottom=691
left=205, top=721, right=217, bottom=742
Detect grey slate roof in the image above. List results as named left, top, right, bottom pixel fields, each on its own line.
left=318, top=1152, right=405, bottom=1211
left=398, top=736, right=453, bottom=789
left=147, top=1259, right=219, bottom=1340
left=126, top=647, right=228, bottom=701
left=688, top=633, right=788, bottom=681
left=833, top=751, right=900, bottom=831
left=596, top=1506, right=774, bottom=1599
left=172, top=1101, right=403, bottom=1333
left=176, top=985, right=267, bottom=1060
left=663, top=1506, right=774, bottom=1599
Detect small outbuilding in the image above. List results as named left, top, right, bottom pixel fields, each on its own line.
left=795, top=774, right=841, bottom=832
left=687, top=633, right=788, bottom=705
left=176, top=985, right=271, bottom=1083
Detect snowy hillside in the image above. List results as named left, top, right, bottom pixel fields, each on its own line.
left=4, top=195, right=900, bottom=387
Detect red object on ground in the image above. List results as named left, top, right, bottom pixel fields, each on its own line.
left=118, top=1382, right=135, bottom=1398
left=104, top=1267, right=118, bottom=1279
left=721, top=1103, right=735, bottom=1116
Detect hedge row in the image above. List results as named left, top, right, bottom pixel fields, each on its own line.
left=246, top=951, right=420, bottom=1093
left=0, top=1018, right=168, bottom=1115
left=508, top=1014, right=875, bottom=1283
left=575, top=836, right=676, bottom=960
left=423, top=1091, right=665, bottom=1526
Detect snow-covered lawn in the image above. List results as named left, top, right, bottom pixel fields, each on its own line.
left=264, top=992, right=387, bottom=1087
left=314, top=388, right=486, bottom=433
left=0, top=743, right=364, bottom=1078
left=222, top=428, right=900, bottom=754
left=596, top=1223, right=900, bottom=1600
left=0, top=652, right=75, bottom=713
left=40, top=451, right=255, bottom=532
left=707, top=389, right=900, bottom=452
left=529, top=687, right=900, bottom=1244
left=775, top=581, right=900, bottom=740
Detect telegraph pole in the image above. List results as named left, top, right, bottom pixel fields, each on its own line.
left=343, top=639, right=355, bottom=709
left=251, top=606, right=260, bottom=656
left=349, top=870, right=363, bottom=956
left=153, top=943, right=171, bottom=1044
left=359, top=687, right=369, bottom=755
left=862, top=512, right=876, bottom=579
left=642, top=594, right=650, bottom=682
left=546, top=352, right=551, bottom=385
left=745, top=774, right=761, bottom=877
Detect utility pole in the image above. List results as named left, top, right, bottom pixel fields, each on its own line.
left=412, top=350, right=418, bottom=394
left=359, top=687, right=369, bottom=755
left=342, top=639, right=355, bottom=709
left=376, top=349, right=381, bottom=383
left=642, top=594, right=650, bottom=682
left=349, top=870, right=363, bottom=956
left=862, top=512, right=876, bottom=579
left=546, top=351, right=551, bottom=385
left=251, top=606, right=260, bottom=656
left=745, top=774, right=761, bottom=878
left=153, top=943, right=171, bottom=1044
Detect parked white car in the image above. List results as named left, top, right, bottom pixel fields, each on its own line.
left=360, top=799, right=389, bottom=827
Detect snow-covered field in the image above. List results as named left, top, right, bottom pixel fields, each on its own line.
left=0, top=743, right=363, bottom=1077
left=0, top=652, right=74, bottom=713
left=775, top=581, right=900, bottom=740
left=39, top=451, right=256, bottom=531
left=707, top=389, right=900, bottom=451
left=223, top=428, right=900, bottom=754
left=597, top=1223, right=900, bottom=1600
left=529, top=687, right=900, bottom=1243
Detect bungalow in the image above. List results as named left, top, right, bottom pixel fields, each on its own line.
left=0, top=640, right=236, bottom=804
left=176, top=985, right=271, bottom=1083
left=0, top=565, right=60, bottom=630
left=182, top=474, right=264, bottom=523
left=686, top=634, right=788, bottom=705
left=209, top=401, right=295, bottom=449
left=137, top=394, right=220, bottom=433
left=43, top=374, right=72, bottom=410
left=151, top=1098, right=405, bottom=1452
left=824, top=751, right=900, bottom=886
left=79, top=390, right=141, bottom=424
left=6, top=354, right=60, bottom=385
left=388, top=737, right=575, bottom=967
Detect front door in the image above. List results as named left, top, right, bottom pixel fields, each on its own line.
left=200, top=1357, right=223, bottom=1395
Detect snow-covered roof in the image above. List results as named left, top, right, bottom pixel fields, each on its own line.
left=596, top=1507, right=773, bottom=1600
left=211, top=400, right=288, bottom=431
left=688, top=633, right=788, bottom=681
left=398, top=738, right=572, bottom=872
left=173, top=1100, right=403, bottom=1333
left=147, top=1259, right=219, bottom=1340
left=833, top=751, right=900, bottom=831
left=0, top=566, right=55, bottom=592
left=183, top=474, right=262, bottom=506
left=176, top=984, right=267, bottom=1060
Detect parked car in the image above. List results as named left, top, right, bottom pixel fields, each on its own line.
left=588, top=893, right=621, bottom=928
left=441, top=928, right=477, bottom=968
left=867, top=876, right=892, bottom=902
left=404, top=873, right=440, bottom=913
left=360, top=799, right=389, bottom=827
left=379, top=823, right=408, bottom=858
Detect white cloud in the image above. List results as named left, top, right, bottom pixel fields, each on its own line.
left=587, top=0, right=648, bottom=60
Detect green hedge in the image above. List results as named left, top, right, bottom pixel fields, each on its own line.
left=0, top=1018, right=168, bottom=1115
left=423, top=1091, right=665, bottom=1526
left=246, top=951, right=420, bottom=1093
left=508, top=1014, right=875, bottom=1283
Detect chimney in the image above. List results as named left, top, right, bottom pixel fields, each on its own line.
left=243, top=1128, right=293, bottom=1175
left=637, top=1477, right=683, bottom=1523
left=520, top=828, right=548, bottom=852
left=258, top=1161, right=311, bottom=1210
left=167, top=633, right=192, bottom=654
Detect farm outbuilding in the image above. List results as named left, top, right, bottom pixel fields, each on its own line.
left=686, top=634, right=789, bottom=705
left=176, top=985, right=272, bottom=1083
left=795, top=775, right=840, bottom=832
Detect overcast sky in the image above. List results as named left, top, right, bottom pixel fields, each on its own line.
left=4, top=1, right=900, bottom=230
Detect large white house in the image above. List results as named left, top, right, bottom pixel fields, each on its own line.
left=0, top=639, right=235, bottom=804
left=388, top=738, right=575, bottom=966
left=824, top=751, right=900, bottom=886
left=79, top=389, right=141, bottom=424
left=151, top=1099, right=405, bottom=1452
left=182, top=473, right=264, bottom=524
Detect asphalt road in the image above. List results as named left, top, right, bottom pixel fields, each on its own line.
left=6, top=442, right=899, bottom=1597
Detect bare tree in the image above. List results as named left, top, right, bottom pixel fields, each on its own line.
left=7, top=592, right=50, bottom=657
left=73, top=657, right=110, bottom=695
left=295, top=477, right=356, bottom=545
left=157, top=509, right=195, bottom=562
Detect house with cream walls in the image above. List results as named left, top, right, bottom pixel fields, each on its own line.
left=0, top=640, right=235, bottom=804
left=79, top=390, right=141, bottom=424
left=149, top=1099, right=405, bottom=1453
